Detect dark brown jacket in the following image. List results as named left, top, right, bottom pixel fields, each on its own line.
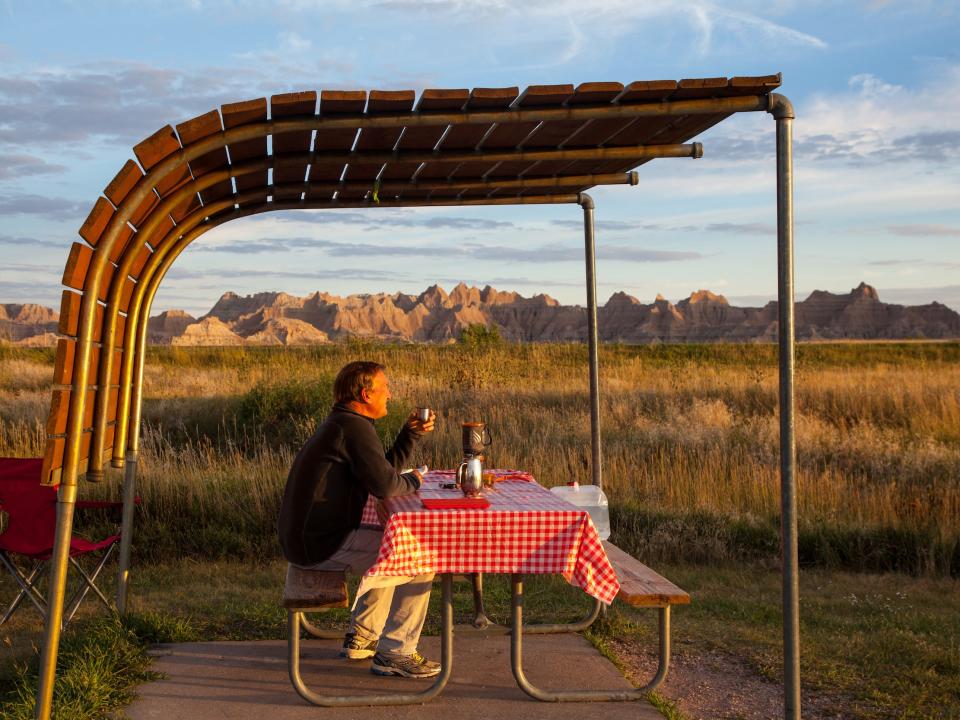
left=277, top=404, right=421, bottom=566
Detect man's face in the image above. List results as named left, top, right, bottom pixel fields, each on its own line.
left=361, top=370, right=391, bottom=419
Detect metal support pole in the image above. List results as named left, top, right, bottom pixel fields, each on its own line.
left=115, top=450, right=139, bottom=615
left=579, top=193, right=603, bottom=490
left=770, top=92, right=800, bottom=720
left=34, top=482, right=78, bottom=719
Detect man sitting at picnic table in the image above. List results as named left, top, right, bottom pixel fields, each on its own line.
left=277, top=360, right=439, bottom=678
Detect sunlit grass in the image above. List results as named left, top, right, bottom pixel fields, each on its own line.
left=2, top=341, right=958, bottom=572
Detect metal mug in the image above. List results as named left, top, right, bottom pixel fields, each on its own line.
left=456, top=456, right=483, bottom=497
left=461, top=422, right=492, bottom=456
left=417, top=407, right=431, bottom=423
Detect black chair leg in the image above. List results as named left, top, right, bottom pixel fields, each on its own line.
left=0, top=555, right=47, bottom=625
left=63, top=546, right=117, bottom=627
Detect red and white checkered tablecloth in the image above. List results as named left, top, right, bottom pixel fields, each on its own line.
left=358, top=470, right=620, bottom=605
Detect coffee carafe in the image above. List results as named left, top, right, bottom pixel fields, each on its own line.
left=456, top=456, right=483, bottom=497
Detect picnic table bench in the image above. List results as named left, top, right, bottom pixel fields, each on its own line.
left=283, top=538, right=690, bottom=704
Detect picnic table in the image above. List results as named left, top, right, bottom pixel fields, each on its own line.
left=285, top=470, right=688, bottom=706
left=355, top=470, right=619, bottom=606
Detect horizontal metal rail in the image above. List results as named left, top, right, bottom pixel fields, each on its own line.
left=271, top=142, right=702, bottom=168
left=314, top=170, right=639, bottom=195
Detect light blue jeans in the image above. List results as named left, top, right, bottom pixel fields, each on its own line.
left=303, top=527, right=434, bottom=656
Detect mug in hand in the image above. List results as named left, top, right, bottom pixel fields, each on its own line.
left=417, top=407, right=431, bottom=423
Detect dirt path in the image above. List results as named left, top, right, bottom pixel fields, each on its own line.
left=609, top=638, right=864, bottom=720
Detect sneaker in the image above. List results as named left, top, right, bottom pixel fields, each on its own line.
left=339, top=632, right=377, bottom=660
left=371, top=650, right=441, bottom=678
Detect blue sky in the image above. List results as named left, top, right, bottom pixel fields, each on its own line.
left=1, top=0, right=958, bottom=316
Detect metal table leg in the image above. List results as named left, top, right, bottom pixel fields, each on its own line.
left=469, top=573, right=492, bottom=628
left=510, top=574, right=671, bottom=702
left=288, top=574, right=453, bottom=706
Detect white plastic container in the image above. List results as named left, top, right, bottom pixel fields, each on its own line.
left=550, top=482, right=610, bottom=540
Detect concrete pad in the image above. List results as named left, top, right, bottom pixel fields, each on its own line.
left=126, top=633, right=663, bottom=719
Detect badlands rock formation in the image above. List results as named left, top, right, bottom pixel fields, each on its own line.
left=3, top=283, right=959, bottom=346
left=0, top=304, right=59, bottom=342
left=147, top=310, right=197, bottom=344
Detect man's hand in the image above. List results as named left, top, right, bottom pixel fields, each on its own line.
left=406, top=409, right=436, bottom=434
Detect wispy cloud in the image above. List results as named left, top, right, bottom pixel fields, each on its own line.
left=193, top=234, right=704, bottom=262
left=0, top=233, right=64, bottom=249
left=0, top=280, right=61, bottom=304
left=888, top=224, right=960, bottom=237
left=704, top=222, right=774, bottom=235
left=550, top=219, right=771, bottom=234
left=0, top=154, right=68, bottom=180
left=866, top=258, right=925, bottom=266
left=0, top=60, right=357, bottom=150
left=0, top=193, right=85, bottom=221
left=706, top=66, right=960, bottom=166
left=261, top=0, right=829, bottom=54
left=285, top=211, right=515, bottom=231
left=437, top=275, right=583, bottom=289
left=165, top=266, right=403, bottom=282
left=2, top=261, right=61, bottom=274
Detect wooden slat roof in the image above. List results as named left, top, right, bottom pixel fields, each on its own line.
left=137, top=74, right=782, bottom=212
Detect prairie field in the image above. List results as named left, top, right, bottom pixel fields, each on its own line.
left=2, top=340, right=958, bottom=574
left=1, top=340, right=959, bottom=719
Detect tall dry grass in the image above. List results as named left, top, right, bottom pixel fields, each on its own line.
left=1, top=342, right=957, bottom=573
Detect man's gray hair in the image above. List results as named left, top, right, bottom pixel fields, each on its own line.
left=334, top=360, right=386, bottom=404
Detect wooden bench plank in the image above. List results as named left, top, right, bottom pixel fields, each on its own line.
left=283, top=566, right=349, bottom=611
left=603, top=541, right=690, bottom=607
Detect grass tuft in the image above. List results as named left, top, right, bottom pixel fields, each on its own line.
left=1, top=616, right=158, bottom=720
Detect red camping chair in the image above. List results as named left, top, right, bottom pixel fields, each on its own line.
left=0, top=458, right=129, bottom=628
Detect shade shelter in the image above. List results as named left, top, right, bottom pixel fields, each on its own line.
left=32, top=76, right=798, bottom=719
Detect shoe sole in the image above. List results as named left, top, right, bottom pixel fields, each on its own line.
left=371, top=663, right=440, bottom=679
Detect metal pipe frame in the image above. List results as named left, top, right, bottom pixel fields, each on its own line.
left=579, top=193, right=603, bottom=490
left=287, top=574, right=453, bottom=707
left=299, top=614, right=343, bottom=640
left=510, top=575, right=670, bottom=701
left=36, top=92, right=770, bottom=718
left=114, top=451, right=139, bottom=613
left=275, top=141, right=701, bottom=169
left=769, top=93, right=799, bottom=720
left=329, top=169, right=639, bottom=195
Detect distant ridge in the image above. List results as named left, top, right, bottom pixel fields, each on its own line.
left=3, top=283, right=959, bottom=346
